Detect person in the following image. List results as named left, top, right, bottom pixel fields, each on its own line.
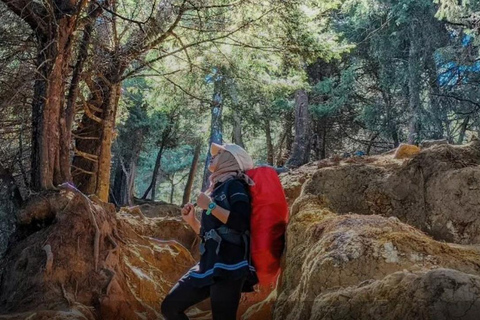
left=161, top=143, right=259, bottom=320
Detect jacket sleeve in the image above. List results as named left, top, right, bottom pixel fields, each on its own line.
left=225, top=180, right=251, bottom=232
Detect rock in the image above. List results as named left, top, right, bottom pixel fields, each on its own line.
left=117, top=210, right=200, bottom=259
left=280, top=162, right=318, bottom=206
left=394, top=143, right=421, bottom=159
left=273, top=195, right=480, bottom=320
left=309, top=269, right=480, bottom=320
left=242, top=287, right=278, bottom=320
left=299, top=142, right=480, bottom=244
left=420, top=138, right=448, bottom=149
left=134, top=201, right=181, bottom=218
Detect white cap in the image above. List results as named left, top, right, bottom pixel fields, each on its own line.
left=211, top=143, right=254, bottom=171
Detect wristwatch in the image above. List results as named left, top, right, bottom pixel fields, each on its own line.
left=206, top=202, right=217, bottom=215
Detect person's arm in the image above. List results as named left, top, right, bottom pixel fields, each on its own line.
left=181, top=203, right=201, bottom=235
left=190, top=219, right=201, bottom=235
left=196, top=181, right=251, bottom=230
left=196, top=193, right=230, bottom=224
left=210, top=205, right=230, bottom=224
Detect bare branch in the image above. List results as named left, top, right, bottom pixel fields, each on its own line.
left=184, top=0, right=244, bottom=11
left=80, top=95, right=103, bottom=123
left=1, top=0, right=47, bottom=33
left=94, top=0, right=154, bottom=27
left=170, top=30, right=193, bottom=71
left=142, top=0, right=188, bottom=51
left=163, top=75, right=210, bottom=103
left=73, top=148, right=99, bottom=162
left=433, top=93, right=480, bottom=115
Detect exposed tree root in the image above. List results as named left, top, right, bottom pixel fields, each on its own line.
left=42, top=244, right=53, bottom=274
left=87, top=204, right=100, bottom=272
left=102, top=268, right=116, bottom=295
left=61, top=283, right=72, bottom=307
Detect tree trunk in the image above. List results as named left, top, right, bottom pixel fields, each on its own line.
left=141, top=112, right=176, bottom=200
left=169, top=173, right=176, bottom=204
left=142, top=145, right=165, bottom=200
left=232, top=111, right=244, bottom=148
left=391, top=127, right=400, bottom=148
left=112, top=129, right=145, bottom=207
left=312, top=118, right=327, bottom=160
left=60, top=4, right=97, bottom=184
left=265, top=119, right=274, bottom=165
left=407, top=23, right=422, bottom=145
left=366, top=132, right=379, bottom=155
left=111, top=158, right=127, bottom=206
left=286, top=89, right=311, bottom=168
left=183, top=142, right=201, bottom=205
left=426, top=55, right=446, bottom=140
left=275, top=112, right=294, bottom=166
left=202, top=70, right=224, bottom=191
left=318, top=119, right=327, bottom=160
left=96, top=84, right=121, bottom=201
left=72, top=56, right=126, bottom=201
left=457, top=116, right=470, bottom=145
left=3, top=0, right=82, bottom=191
left=274, top=128, right=287, bottom=167
left=285, top=110, right=294, bottom=155
left=321, top=125, right=327, bottom=159
left=31, top=17, right=78, bottom=190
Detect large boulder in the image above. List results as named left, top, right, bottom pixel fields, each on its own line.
left=274, top=195, right=480, bottom=320
left=302, top=141, right=480, bottom=244
left=309, top=268, right=480, bottom=320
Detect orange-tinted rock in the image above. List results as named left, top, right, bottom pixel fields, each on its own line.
left=394, top=143, right=420, bottom=159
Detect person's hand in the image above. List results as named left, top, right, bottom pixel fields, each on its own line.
left=196, top=193, right=212, bottom=210
left=181, top=203, right=196, bottom=225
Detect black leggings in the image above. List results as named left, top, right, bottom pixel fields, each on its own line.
left=161, top=276, right=245, bottom=320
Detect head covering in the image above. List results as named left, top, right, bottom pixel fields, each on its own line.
left=211, top=143, right=254, bottom=171
left=207, top=143, right=255, bottom=194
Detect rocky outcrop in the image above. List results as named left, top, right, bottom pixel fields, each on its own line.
left=131, top=198, right=182, bottom=218
left=280, top=162, right=323, bottom=206
left=0, top=184, right=196, bottom=319
left=309, top=268, right=480, bottom=320
left=302, top=141, right=480, bottom=244
left=394, top=143, right=421, bottom=159
left=274, top=195, right=480, bottom=320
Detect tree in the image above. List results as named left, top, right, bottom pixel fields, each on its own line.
left=111, top=79, right=151, bottom=206
left=1, top=0, right=89, bottom=190
left=1, top=0, right=270, bottom=202
left=141, top=109, right=180, bottom=200
left=182, top=139, right=202, bottom=205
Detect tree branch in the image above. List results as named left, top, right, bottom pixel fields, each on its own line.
left=1, top=0, right=47, bottom=34
left=433, top=93, right=480, bottom=114
left=184, top=0, right=244, bottom=11
left=163, top=75, right=210, bottom=103
left=121, top=7, right=277, bottom=80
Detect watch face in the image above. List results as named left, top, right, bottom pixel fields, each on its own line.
left=208, top=202, right=216, bottom=209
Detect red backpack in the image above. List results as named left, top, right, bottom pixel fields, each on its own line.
left=246, top=166, right=289, bottom=286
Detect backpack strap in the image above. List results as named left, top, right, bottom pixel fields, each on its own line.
left=201, top=226, right=250, bottom=260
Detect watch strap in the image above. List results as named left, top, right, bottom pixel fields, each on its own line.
left=206, top=202, right=217, bottom=215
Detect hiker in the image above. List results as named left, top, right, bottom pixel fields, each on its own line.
left=161, top=143, right=258, bottom=320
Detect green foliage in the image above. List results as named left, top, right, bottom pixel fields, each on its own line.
left=310, top=67, right=356, bottom=118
